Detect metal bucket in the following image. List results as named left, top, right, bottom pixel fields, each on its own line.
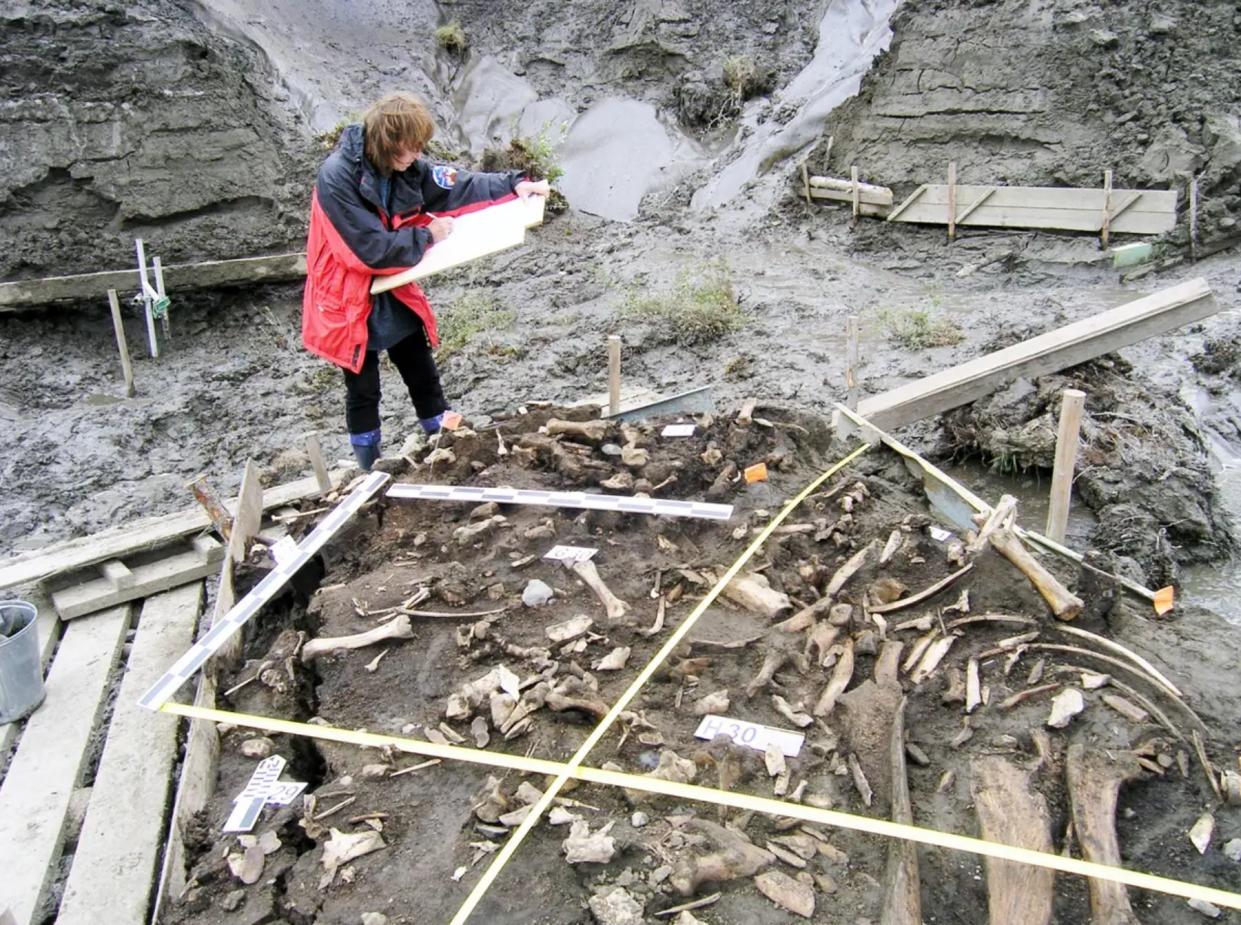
left=0, top=600, right=45, bottom=724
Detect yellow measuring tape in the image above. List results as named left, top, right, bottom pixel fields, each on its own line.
left=161, top=440, right=1241, bottom=917
left=161, top=703, right=1241, bottom=913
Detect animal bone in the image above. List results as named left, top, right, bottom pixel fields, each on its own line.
left=824, top=540, right=877, bottom=598
left=563, top=820, right=616, bottom=864
left=571, top=559, right=630, bottom=622
left=546, top=689, right=609, bottom=720
left=1066, top=745, right=1143, bottom=925
left=670, top=818, right=774, bottom=896
left=772, top=695, right=813, bottom=728
left=814, top=638, right=854, bottom=717
left=546, top=418, right=609, bottom=443
left=454, top=514, right=506, bottom=545
left=1046, top=688, right=1085, bottom=729
left=302, top=614, right=414, bottom=662
left=720, top=571, right=792, bottom=619
left=594, top=646, right=631, bottom=671
left=694, top=689, right=731, bottom=716
left=745, top=647, right=790, bottom=698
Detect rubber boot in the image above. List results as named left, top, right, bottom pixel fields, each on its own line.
left=419, top=411, right=447, bottom=436
left=349, top=428, right=382, bottom=471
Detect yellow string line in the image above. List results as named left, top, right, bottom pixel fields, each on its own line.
left=446, top=443, right=872, bottom=922
left=160, top=701, right=1241, bottom=912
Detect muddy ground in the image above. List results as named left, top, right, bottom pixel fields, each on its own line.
left=163, top=406, right=1241, bottom=924
left=1, top=1, right=1240, bottom=922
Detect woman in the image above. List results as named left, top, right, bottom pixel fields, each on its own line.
left=302, top=91, right=548, bottom=469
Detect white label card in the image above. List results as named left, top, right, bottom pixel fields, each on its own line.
left=927, top=525, right=954, bottom=542
left=661, top=424, right=696, bottom=437
left=543, top=545, right=598, bottom=563
left=694, top=714, right=804, bottom=758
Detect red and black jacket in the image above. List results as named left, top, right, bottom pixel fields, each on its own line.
left=302, top=123, right=523, bottom=372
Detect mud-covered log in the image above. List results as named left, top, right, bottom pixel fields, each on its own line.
left=970, top=756, right=1054, bottom=925
left=880, top=697, right=921, bottom=925
left=1066, top=744, right=1143, bottom=925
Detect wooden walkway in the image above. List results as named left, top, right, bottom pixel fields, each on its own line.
left=0, top=584, right=204, bottom=925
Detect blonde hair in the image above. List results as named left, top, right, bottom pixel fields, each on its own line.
left=362, top=92, right=435, bottom=175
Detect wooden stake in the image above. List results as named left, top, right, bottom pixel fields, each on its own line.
left=947, top=161, right=957, bottom=240
left=1101, top=169, right=1113, bottom=248
left=1189, top=176, right=1199, bottom=262
left=228, top=460, right=263, bottom=565
left=1045, top=389, right=1086, bottom=543
left=851, top=165, right=860, bottom=219
left=186, top=475, right=233, bottom=542
left=800, top=160, right=812, bottom=206
left=153, top=255, right=169, bottom=337
left=607, top=334, right=621, bottom=416
left=107, top=289, right=135, bottom=398
left=135, top=238, right=158, bottom=358
left=303, top=432, right=333, bottom=495
left=845, top=314, right=860, bottom=410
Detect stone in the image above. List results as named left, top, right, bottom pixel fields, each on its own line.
left=631, top=811, right=649, bottom=828
left=220, top=889, right=245, bottom=912
left=1089, top=28, right=1119, bottom=47
left=240, top=737, right=274, bottom=759
left=588, top=886, right=644, bottom=925
left=1188, top=898, right=1222, bottom=919
left=1222, top=838, right=1241, bottom=862
left=361, top=914, right=390, bottom=925
left=1046, top=688, right=1085, bottom=729
left=522, top=579, right=555, bottom=607
left=755, top=869, right=815, bottom=917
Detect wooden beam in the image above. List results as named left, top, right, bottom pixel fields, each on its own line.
left=1045, top=389, right=1086, bottom=542
left=55, top=585, right=202, bottom=925
left=607, top=335, right=622, bottom=416
left=303, top=432, right=333, bottom=495
left=851, top=165, right=861, bottom=219
left=227, top=460, right=263, bottom=565
left=0, top=605, right=131, bottom=925
left=0, top=472, right=344, bottom=591
left=50, top=536, right=222, bottom=620
left=947, top=161, right=958, bottom=241
left=845, top=315, right=860, bottom=411
left=1101, top=169, right=1114, bottom=247
left=809, top=175, right=894, bottom=204
left=0, top=253, right=307, bottom=311
left=887, top=183, right=1176, bottom=234
left=106, top=290, right=135, bottom=398
left=853, top=278, right=1213, bottom=431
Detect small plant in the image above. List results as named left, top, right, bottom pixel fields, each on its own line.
left=621, top=264, right=744, bottom=345
left=877, top=306, right=964, bottom=350
left=435, top=21, right=467, bottom=55
left=317, top=116, right=354, bottom=150
left=436, top=291, right=514, bottom=359
left=723, top=55, right=758, bottom=97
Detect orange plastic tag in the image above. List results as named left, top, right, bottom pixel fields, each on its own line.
left=1152, top=586, right=1175, bottom=616
left=441, top=411, right=464, bottom=431
left=744, top=462, right=768, bottom=484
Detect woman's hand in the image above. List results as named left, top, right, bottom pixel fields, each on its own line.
left=515, top=179, right=550, bottom=198
left=427, top=215, right=455, bottom=242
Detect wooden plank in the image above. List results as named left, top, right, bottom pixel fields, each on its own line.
left=607, top=335, right=622, bottom=416
left=1045, top=389, right=1086, bottom=542
left=0, top=472, right=343, bottom=592
left=51, top=536, right=223, bottom=620
left=854, top=278, right=1213, bottom=432
left=106, top=290, right=135, bottom=398
left=808, top=186, right=893, bottom=208
left=0, top=606, right=131, bottom=925
left=99, top=560, right=134, bottom=590
left=971, top=756, right=1054, bottom=925
left=302, top=432, right=333, bottom=495
left=887, top=184, right=1177, bottom=235
left=56, top=584, right=203, bottom=925
left=371, top=195, right=544, bottom=295
left=0, top=253, right=307, bottom=311
left=808, top=175, right=894, bottom=204
left=0, top=595, right=61, bottom=765
left=227, top=461, right=263, bottom=565
left=153, top=576, right=231, bottom=915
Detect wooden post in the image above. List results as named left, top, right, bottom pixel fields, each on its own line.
left=800, top=161, right=812, bottom=206
left=303, top=431, right=333, bottom=495
left=607, top=334, right=621, bottom=416
left=845, top=314, right=860, bottom=411
left=135, top=238, right=158, bottom=358
left=947, top=161, right=958, bottom=240
left=1101, top=169, right=1113, bottom=248
left=227, top=460, right=263, bottom=565
left=107, top=289, right=135, bottom=398
left=851, top=165, right=860, bottom=219
left=1188, top=176, right=1199, bottom=262
left=186, top=474, right=233, bottom=542
left=1045, top=389, right=1087, bottom=543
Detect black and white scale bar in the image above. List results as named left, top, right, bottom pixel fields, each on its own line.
left=386, top=483, right=734, bottom=521
left=138, top=471, right=391, bottom=711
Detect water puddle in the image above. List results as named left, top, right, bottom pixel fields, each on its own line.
left=691, top=0, right=899, bottom=210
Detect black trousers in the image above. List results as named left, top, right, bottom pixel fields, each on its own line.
left=342, top=330, right=447, bottom=434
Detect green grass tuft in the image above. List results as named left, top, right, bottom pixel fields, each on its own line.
left=877, top=306, right=964, bottom=350
left=436, top=292, right=514, bottom=359
left=435, top=21, right=468, bottom=54
left=622, top=264, right=744, bottom=345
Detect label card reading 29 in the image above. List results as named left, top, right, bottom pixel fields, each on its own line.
left=693, top=714, right=805, bottom=758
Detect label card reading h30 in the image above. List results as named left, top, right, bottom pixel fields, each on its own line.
left=693, top=714, right=805, bottom=758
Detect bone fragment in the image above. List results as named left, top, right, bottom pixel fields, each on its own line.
left=546, top=615, right=593, bottom=643
left=1066, top=744, right=1143, bottom=925
left=670, top=818, right=774, bottom=896
left=563, top=820, right=616, bottom=864
left=965, top=658, right=982, bottom=713
left=824, top=540, right=877, bottom=598
left=971, top=756, right=1054, bottom=925
left=999, top=683, right=1061, bottom=711
left=1046, top=688, right=1085, bottom=728
left=813, top=637, right=854, bottom=716
left=848, top=753, right=873, bottom=807
left=302, top=614, right=414, bottom=661
left=988, top=518, right=1083, bottom=621
left=909, top=635, right=956, bottom=685
left=772, top=695, right=813, bottom=728
left=875, top=640, right=904, bottom=686
left=571, top=558, right=630, bottom=622
left=880, top=530, right=903, bottom=565
left=1102, top=693, right=1149, bottom=724
left=1189, top=813, right=1214, bottom=854
left=746, top=647, right=789, bottom=698
left=754, top=870, right=814, bottom=918
left=870, top=564, right=975, bottom=615
left=721, top=571, right=792, bottom=619
left=545, top=690, right=609, bottom=720
left=642, top=595, right=667, bottom=637
left=764, top=744, right=787, bottom=778
left=546, top=418, right=609, bottom=443
left=693, top=689, right=731, bottom=716
left=595, top=646, right=631, bottom=671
